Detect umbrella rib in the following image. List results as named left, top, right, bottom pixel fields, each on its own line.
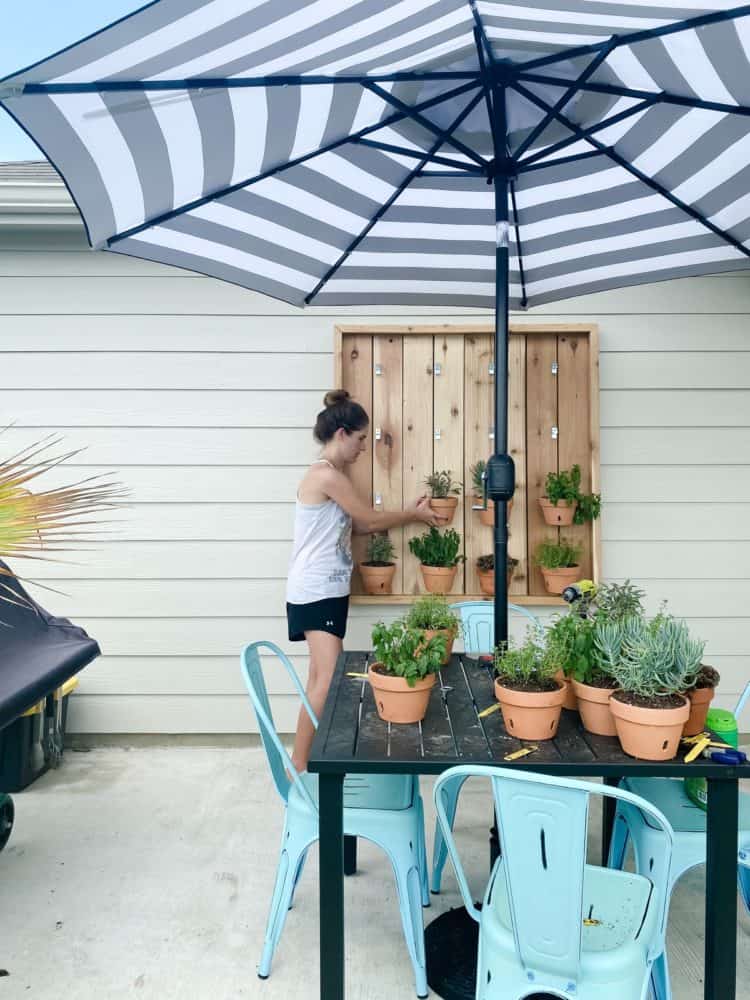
left=518, top=99, right=655, bottom=168
left=106, top=79, right=481, bottom=248
left=304, top=89, right=486, bottom=305
left=516, top=4, right=750, bottom=74
left=354, top=137, right=483, bottom=173
left=511, top=79, right=750, bottom=261
left=519, top=147, right=612, bottom=173
left=364, top=82, right=489, bottom=169
left=509, top=179, right=528, bottom=308
left=517, top=71, right=750, bottom=119
left=512, top=42, right=616, bottom=160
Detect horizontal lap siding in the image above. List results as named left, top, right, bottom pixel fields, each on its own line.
left=3, top=230, right=749, bottom=731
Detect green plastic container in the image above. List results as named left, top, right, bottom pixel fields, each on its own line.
left=684, top=708, right=739, bottom=810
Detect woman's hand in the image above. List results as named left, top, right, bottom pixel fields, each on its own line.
left=409, top=495, right=448, bottom=527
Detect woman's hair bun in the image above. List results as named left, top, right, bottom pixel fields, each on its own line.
left=324, top=389, right=351, bottom=408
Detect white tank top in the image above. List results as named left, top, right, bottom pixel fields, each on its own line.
left=286, top=460, right=353, bottom=604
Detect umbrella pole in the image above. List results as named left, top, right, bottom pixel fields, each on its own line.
left=492, top=172, right=511, bottom=651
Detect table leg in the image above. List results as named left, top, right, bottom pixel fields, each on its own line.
left=601, top=775, right=620, bottom=866
left=344, top=835, right=357, bottom=876
left=705, top=777, right=738, bottom=1000
left=319, top=773, right=345, bottom=1000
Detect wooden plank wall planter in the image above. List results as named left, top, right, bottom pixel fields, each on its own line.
left=336, top=324, right=601, bottom=606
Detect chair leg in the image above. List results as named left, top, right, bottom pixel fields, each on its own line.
left=607, top=810, right=630, bottom=871
left=415, top=793, right=430, bottom=907
left=737, top=855, right=750, bottom=914
left=392, top=854, right=428, bottom=999
left=288, top=847, right=309, bottom=910
left=650, top=950, right=672, bottom=1000
left=430, top=776, right=464, bottom=894
left=258, top=833, right=307, bottom=979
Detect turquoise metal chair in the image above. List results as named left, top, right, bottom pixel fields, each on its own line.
left=434, top=765, right=674, bottom=1000
left=429, top=601, right=541, bottom=894
left=241, top=641, right=429, bottom=997
left=608, top=681, right=750, bottom=1000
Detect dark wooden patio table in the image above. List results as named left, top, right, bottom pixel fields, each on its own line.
left=308, top=650, right=750, bottom=1000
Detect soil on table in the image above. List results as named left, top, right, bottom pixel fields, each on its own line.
left=690, top=664, right=720, bottom=690
left=612, top=690, right=687, bottom=710
left=495, top=677, right=562, bottom=693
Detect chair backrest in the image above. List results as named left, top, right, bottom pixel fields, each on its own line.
left=734, top=681, right=750, bottom=723
left=434, top=765, right=674, bottom=982
left=450, top=600, right=541, bottom=654
left=240, top=640, right=318, bottom=813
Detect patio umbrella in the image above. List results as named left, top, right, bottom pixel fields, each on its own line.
left=2, top=0, right=750, bottom=648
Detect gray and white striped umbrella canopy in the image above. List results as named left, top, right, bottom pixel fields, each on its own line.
left=2, top=0, right=750, bottom=308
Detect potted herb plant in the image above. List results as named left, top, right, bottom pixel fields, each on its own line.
left=476, top=553, right=518, bottom=596
left=369, top=619, right=446, bottom=723
left=470, top=460, right=512, bottom=527
left=534, top=538, right=582, bottom=594
left=538, top=464, right=601, bottom=527
left=493, top=628, right=566, bottom=740
left=359, top=532, right=397, bottom=595
left=543, top=612, right=590, bottom=713
left=683, top=664, right=721, bottom=737
left=408, top=527, right=465, bottom=594
left=568, top=580, right=646, bottom=735
left=424, top=469, right=461, bottom=525
left=405, top=594, right=460, bottom=665
left=604, top=611, right=703, bottom=760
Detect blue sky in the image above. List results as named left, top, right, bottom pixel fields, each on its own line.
left=0, top=1, right=141, bottom=161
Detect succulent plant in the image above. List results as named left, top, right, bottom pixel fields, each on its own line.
left=424, top=469, right=461, bottom=499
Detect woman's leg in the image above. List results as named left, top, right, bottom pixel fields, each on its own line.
left=290, top=630, right=343, bottom=773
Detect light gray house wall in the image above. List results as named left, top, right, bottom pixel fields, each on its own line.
left=2, top=162, right=749, bottom=734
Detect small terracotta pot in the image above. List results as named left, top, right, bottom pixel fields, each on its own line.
left=554, top=671, right=579, bottom=712
left=494, top=680, right=567, bottom=740
left=609, top=693, right=690, bottom=760
left=420, top=564, right=457, bottom=594
left=430, top=496, right=458, bottom=525
left=683, top=685, right=716, bottom=737
left=477, top=563, right=516, bottom=596
left=541, top=565, right=580, bottom=595
left=423, top=627, right=456, bottom=666
left=539, top=497, right=577, bottom=526
left=359, top=562, right=396, bottom=596
left=571, top=679, right=617, bottom=736
left=369, top=665, right=436, bottom=724
left=477, top=497, right=513, bottom=528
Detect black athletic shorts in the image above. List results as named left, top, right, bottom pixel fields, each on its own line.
left=286, top=595, right=349, bottom=642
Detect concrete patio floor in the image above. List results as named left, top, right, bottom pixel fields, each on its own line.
left=1, top=745, right=749, bottom=999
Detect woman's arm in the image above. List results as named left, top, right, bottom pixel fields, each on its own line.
left=318, top=466, right=443, bottom=533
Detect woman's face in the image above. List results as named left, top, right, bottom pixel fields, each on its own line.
left=341, top=425, right=368, bottom=464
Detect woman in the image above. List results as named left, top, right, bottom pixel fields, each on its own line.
left=286, top=389, right=445, bottom=772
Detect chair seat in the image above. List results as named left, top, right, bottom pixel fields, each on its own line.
left=488, top=860, right=654, bottom=956
left=289, top=772, right=414, bottom=812
left=623, top=777, right=750, bottom=834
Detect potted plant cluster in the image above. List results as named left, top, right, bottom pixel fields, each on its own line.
left=405, top=594, right=460, bottom=666
left=359, top=532, right=397, bottom=595
left=470, top=459, right=513, bottom=527
left=601, top=609, right=704, bottom=760
left=476, top=553, right=518, bottom=596
left=408, top=527, right=465, bottom=593
left=493, top=628, right=566, bottom=740
left=369, top=619, right=446, bottom=723
left=424, top=469, right=461, bottom=525
left=534, top=538, right=582, bottom=594
left=538, top=464, right=601, bottom=527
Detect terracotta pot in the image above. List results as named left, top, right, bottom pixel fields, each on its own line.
left=541, top=565, right=580, bottom=595
left=571, top=679, right=617, bottom=736
left=368, top=665, right=436, bottom=724
left=554, top=671, right=579, bottom=712
left=359, top=562, right=396, bottom=596
left=423, top=627, right=456, bottom=666
left=609, top=693, right=690, bottom=760
left=477, top=563, right=516, bottom=597
left=683, top=685, right=716, bottom=737
left=430, top=496, right=458, bottom=525
left=538, top=497, right=577, bottom=526
left=477, top=497, right=513, bottom=528
left=494, top=680, right=567, bottom=740
left=420, top=564, right=457, bottom=594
